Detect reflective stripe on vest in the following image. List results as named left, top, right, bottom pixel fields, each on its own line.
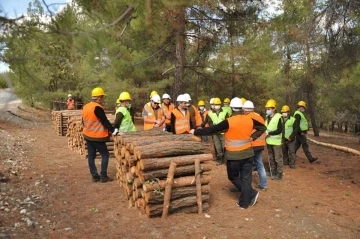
left=265, top=113, right=283, bottom=146
left=162, top=103, right=175, bottom=124
left=208, top=110, right=227, bottom=125
left=82, top=102, right=109, bottom=140
left=143, top=105, right=164, bottom=130
left=172, top=108, right=190, bottom=134
left=284, top=116, right=295, bottom=139
left=294, top=111, right=308, bottom=131
left=224, top=115, right=253, bottom=152
left=247, top=112, right=266, bottom=147
left=116, top=106, right=136, bottom=132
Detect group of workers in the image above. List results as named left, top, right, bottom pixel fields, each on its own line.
left=81, top=87, right=318, bottom=209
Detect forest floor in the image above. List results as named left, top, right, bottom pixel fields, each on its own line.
left=0, top=105, right=360, bottom=239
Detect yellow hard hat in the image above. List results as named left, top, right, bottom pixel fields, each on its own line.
left=91, top=87, right=106, bottom=97
left=240, top=97, right=247, bottom=104
left=119, top=92, right=132, bottom=101
left=297, top=100, right=307, bottom=108
left=265, top=99, right=276, bottom=108
left=116, top=98, right=120, bottom=104
left=150, top=90, right=158, bottom=98
left=281, top=105, right=290, bottom=113
left=224, top=98, right=230, bottom=103
left=198, top=100, right=205, bottom=106
left=213, top=97, right=221, bottom=105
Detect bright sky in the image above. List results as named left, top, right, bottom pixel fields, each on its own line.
left=0, top=0, right=71, bottom=72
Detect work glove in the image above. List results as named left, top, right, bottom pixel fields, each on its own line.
left=112, top=128, right=119, bottom=136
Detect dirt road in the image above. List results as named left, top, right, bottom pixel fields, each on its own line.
left=1, top=108, right=360, bottom=239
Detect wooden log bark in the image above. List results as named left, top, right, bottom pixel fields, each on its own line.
left=139, top=163, right=211, bottom=182
left=162, top=162, right=177, bottom=218
left=134, top=141, right=211, bottom=160
left=143, top=174, right=211, bottom=192
left=307, top=136, right=360, bottom=155
left=195, top=158, right=202, bottom=214
left=145, top=184, right=210, bottom=204
left=139, top=153, right=212, bottom=171
left=145, top=195, right=210, bottom=218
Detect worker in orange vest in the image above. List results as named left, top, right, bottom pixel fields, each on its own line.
left=170, top=94, right=195, bottom=134
left=67, top=94, right=75, bottom=110
left=198, top=100, right=208, bottom=142
left=142, top=94, right=165, bottom=130
left=162, top=93, right=174, bottom=132
left=82, top=87, right=119, bottom=183
left=191, top=100, right=266, bottom=209
left=183, top=93, right=202, bottom=128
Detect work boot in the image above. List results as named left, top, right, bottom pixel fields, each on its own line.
left=273, top=173, right=283, bottom=180
left=309, top=157, right=318, bottom=164
left=100, top=176, right=113, bottom=183
left=289, top=165, right=296, bottom=169
left=92, top=175, right=100, bottom=183
left=229, top=187, right=241, bottom=193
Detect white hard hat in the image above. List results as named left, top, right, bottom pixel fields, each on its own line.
left=176, top=94, right=187, bottom=102
left=162, top=93, right=171, bottom=99
left=230, top=97, right=242, bottom=108
left=151, top=94, right=161, bottom=104
left=68, top=94, right=72, bottom=97
left=183, top=93, right=191, bottom=101
left=242, top=100, right=254, bottom=111
left=209, top=98, right=214, bottom=104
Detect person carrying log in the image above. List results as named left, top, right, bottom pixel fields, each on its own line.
left=67, top=94, right=75, bottom=110
left=201, top=97, right=229, bottom=165
left=170, top=94, right=195, bottom=135
left=290, top=100, right=318, bottom=163
left=114, top=92, right=136, bottom=133
left=265, top=99, right=284, bottom=180
left=191, top=99, right=266, bottom=209
left=242, top=100, right=267, bottom=191
left=198, top=100, right=208, bottom=142
left=143, top=94, right=165, bottom=130
left=82, top=87, right=119, bottom=183
left=162, top=93, right=174, bottom=132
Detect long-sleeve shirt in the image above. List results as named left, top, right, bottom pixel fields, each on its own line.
left=94, top=106, right=115, bottom=134
left=194, top=118, right=266, bottom=160
left=113, top=112, right=124, bottom=130
left=290, top=114, right=304, bottom=139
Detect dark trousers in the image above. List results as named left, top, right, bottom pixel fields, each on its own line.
left=295, top=134, right=314, bottom=162
left=282, top=140, right=296, bottom=166
left=86, top=139, right=110, bottom=178
left=226, top=157, right=257, bottom=208
left=165, top=124, right=171, bottom=132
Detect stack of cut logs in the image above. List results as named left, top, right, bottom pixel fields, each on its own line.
left=114, top=130, right=212, bottom=218
left=51, top=110, right=82, bottom=136
left=66, top=114, right=115, bottom=158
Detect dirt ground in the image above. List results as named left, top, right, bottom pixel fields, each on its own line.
left=1, top=106, right=360, bottom=239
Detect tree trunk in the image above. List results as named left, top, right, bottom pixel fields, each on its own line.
left=146, top=195, right=210, bottom=218
left=134, top=141, right=211, bottom=160
left=139, top=163, right=211, bottom=182
left=139, top=153, right=212, bottom=171
left=142, top=174, right=211, bottom=192
left=173, top=7, right=186, bottom=100
left=145, top=184, right=210, bottom=204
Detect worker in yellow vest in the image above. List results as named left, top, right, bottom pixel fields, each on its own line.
left=222, top=98, right=232, bottom=116
left=170, top=94, right=195, bottom=134
left=142, top=94, right=165, bottom=130
left=264, top=99, right=283, bottom=180
left=243, top=100, right=268, bottom=191
left=291, top=101, right=318, bottom=163
left=162, top=93, right=174, bottom=132
left=198, top=100, right=208, bottom=142
left=201, top=97, right=229, bottom=164
left=191, top=100, right=266, bottom=209
left=281, top=105, right=296, bottom=169
left=82, top=87, right=118, bottom=183
left=114, top=92, right=136, bottom=133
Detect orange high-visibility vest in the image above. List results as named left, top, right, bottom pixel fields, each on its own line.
left=188, top=105, right=202, bottom=127
left=162, top=103, right=175, bottom=125
left=200, top=110, right=209, bottom=127
left=82, top=102, right=109, bottom=141
left=143, top=105, right=164, bottom=130
left=172, top=108, right=191, bottom=134
left=224, top=115, right=253, bottom=152
left=247, top=112, right=266, bottom=147
left=67, top=98, right=75, bottom=110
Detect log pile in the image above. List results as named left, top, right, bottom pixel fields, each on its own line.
left=51, top=110, right=82, bottom=136
left=66, top=114, right=115, bottom=158
left=113, top=130, right=213, bottom=218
